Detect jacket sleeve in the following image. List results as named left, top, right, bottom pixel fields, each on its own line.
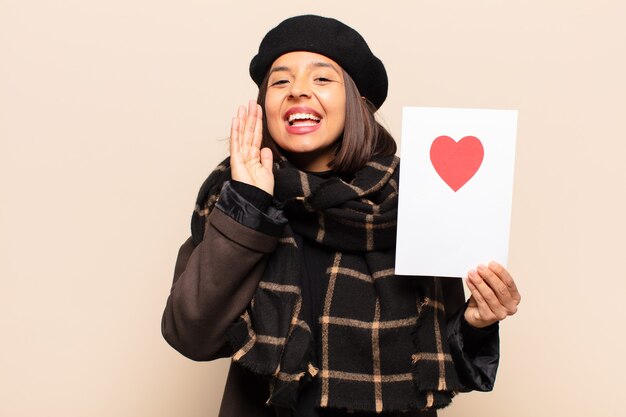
left=161, top=181, right=287, bottom=361
left=441, top=278, right=500, bottom=392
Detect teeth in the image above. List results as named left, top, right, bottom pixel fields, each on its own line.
left=288, top=113, right=321, bottom=123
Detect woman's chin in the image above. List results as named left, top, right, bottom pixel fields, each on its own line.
left=281, top=148, right=335, bottom=172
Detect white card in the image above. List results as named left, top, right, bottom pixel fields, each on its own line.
left=395, top=107, right=518, bottom=278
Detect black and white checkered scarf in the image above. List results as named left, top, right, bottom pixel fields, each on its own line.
left=192, top=155, right=461, bottom=413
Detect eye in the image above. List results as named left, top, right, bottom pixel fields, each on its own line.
left=270, top=79, right=289, bottom=87
left=315, top=77, right=332, bottom=83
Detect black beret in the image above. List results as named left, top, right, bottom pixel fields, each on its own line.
left=249, top=15, right=388, bottom=109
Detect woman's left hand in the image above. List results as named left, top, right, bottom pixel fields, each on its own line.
left=464, top=262, right=521, bottom=328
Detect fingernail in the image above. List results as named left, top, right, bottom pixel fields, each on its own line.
left=488, top=261, right=499, bottom=269
left=478, top=264, right=487, bottom=271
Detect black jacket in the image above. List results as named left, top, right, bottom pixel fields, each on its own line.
left=162, top=181, right=499, bottom=417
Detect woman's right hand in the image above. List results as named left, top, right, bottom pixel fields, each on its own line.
left=230, top=100, right=275, bottom=195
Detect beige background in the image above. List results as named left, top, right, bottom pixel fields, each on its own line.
left=1, top=0, right=624, bottom=416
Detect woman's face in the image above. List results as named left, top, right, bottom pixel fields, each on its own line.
left=264, top=51, right=346, bottom=172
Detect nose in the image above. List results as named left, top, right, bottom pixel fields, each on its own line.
left=288, top=78, right=311, bottom=99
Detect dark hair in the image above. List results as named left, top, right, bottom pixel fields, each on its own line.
left=256, top=70, right=396, bottom=174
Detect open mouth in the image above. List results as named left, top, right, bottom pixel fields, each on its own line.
left=287, top=113, right=321, bottom=127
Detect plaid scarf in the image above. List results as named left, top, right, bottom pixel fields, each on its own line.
left=191, top=155, right=461, bottom=413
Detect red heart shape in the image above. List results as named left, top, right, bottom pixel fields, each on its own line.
left=430, top=136, right=484, bottom=192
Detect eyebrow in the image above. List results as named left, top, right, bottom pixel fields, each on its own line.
left=268, top=61, right=341, bottom=75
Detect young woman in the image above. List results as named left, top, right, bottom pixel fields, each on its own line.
left=162, top=15, right=520, bottom=417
